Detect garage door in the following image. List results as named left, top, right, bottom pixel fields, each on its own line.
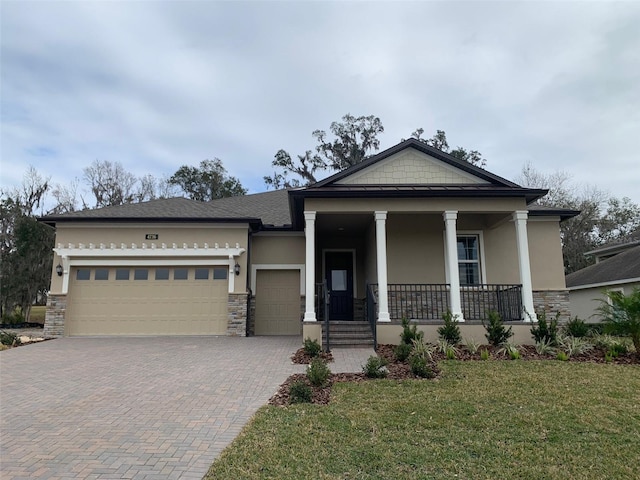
left=66, top=266, right=229, bottom=336
left=255, top=270, right=301, bottom=335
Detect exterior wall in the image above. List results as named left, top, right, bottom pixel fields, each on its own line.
left=376, top=323, right=535, bottom=345
left=227, top=293, right=248, bottom=336
left=527, top=220, right=566, bottom=290
left=251, top=234, right=305, bottom=265
left=43, top=294, right=66, bottom=338
left=569, top=281, right=640, bottom=322
left=336, top=149, right=488, bottom=185
left=483, top=221, right=519, bottom=285
left=50, top=223, right=249, bottom=294
left=533, top=290, right=570, bottom=322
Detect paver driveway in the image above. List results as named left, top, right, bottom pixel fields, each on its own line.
left=0, top=336, right=305, bottom=479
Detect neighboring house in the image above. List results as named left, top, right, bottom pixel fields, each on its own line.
left=566, top=231, right=640, bottom=322
left=40, top=139, right=576, bottom=345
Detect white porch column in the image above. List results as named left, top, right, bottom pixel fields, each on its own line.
left=443, top=211, right=464, bottom=321
left=304, top=211, right=317, bottom=321
left=513, top=211, right=537, bottom=322
left=375, top=211, right=390, bottom=322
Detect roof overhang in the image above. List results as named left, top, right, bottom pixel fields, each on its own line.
left=38, top=216, right=263, bottom=229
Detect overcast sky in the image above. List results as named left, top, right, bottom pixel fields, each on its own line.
left=2, top=0, right=639, bottom=206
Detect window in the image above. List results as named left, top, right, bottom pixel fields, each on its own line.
left=213, top=267, right=228, bottom=280
left=134, top=269, right=149, bottom=280
left=115, top=269, right=130, bottom=281
left=195, top=268, right=209, bottom=280
left=155, top=268, right=169, bottom=280
left=457, top=235, right=481, bottom=286
left=174, top=268, right=188, bottom=280
left=76, top=269, right=90, bottom=281
left=331, top=270, right=347, bottom=291
left=95, top=268, right=109, bottom=281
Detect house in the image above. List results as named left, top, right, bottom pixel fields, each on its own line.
left=565, top=230, right=640, bottom=322
left=40, top=139, right=576, bottom=345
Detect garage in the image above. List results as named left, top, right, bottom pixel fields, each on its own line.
left=254, top=270, right=301, bottom=335
left=66, top=266, right=229, bottom=336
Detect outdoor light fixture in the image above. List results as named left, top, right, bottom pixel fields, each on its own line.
left=55, top=264, right=63, bottom=277
left=234, top=263, right=241, bottom=276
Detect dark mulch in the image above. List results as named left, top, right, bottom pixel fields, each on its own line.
left=272, top=342, right=638, bottom=406
left=290, top=348, right=334, bottom=364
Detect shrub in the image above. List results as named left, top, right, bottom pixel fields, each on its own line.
left=394, top=343, right=412, bottom=362
left=303, top=337, right=322, bottom=357
left=362, top=356, right=388, bottom=378
left=498, top=342, right=520, bottom=360
left=289, top=381, right=312, bottom=403
left=483, top=311, right=513, bottom=347
left=534, top=338, right=556, bottom=356
left=530, top=311, right=559, bottom=346
left=596, top=288, right=640, bottom=357
left=480, top=348, right=490, bottom=360
left=0, top=331, right=20, bottom=347
left=445, top=346, right=457, bottom=360
left=563, top=317, right=590, bottom=338
left=558, top=336, right=593, bottom=357
left=438, top=311, right=461, bottom=345
left=607, top=343, right=628, bottom=358
left=409, top=355, right=436, bottom=378
left=556, top=351, right=569, bottom=361
left=400, top=317, right=424, bottom=345
left=307, top=357, right=331, bottom=387
left=411, top=338, right=435, bottom=361
left=464, top=337, right=480, bottom=354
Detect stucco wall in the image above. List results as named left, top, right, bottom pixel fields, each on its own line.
left=569, top=282, right=640, bottom=322
left=251, top=234, right=305, bottom=265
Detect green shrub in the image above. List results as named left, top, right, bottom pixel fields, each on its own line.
left=409, top=355, right=436, bottom=378
left=498, top=342, right=520, bottom=360
left=530, top=311, right=559, bottom=346
left=394, top=343, right=412, bottom=362
left=438, top=311, right=461, bottom=345
left=483, top=311, right=513, bottom=347
left=596, top=288, right=640, bottom=357
left=464, top=337, right=480, bottom=354
left=534, top=338, right=556, bottom=356
left=303, top=337, right=322, bottom=357
left=411, top=338, right=435, bottom=361
left=362, top=356, right=388, bottom=378
left=563, top=317, right=590, bottom=338
left=607, top=343, right=628, bottom=358
left=480, top=348, right=490, bottom=360
left=556, top=351, right=569, bottom=361
left=307, top=357, right=331, bottom=387
left=0, top=331, right=20, bottom=347
left=558, top=336, right=593, bottom=357
left=1, top=311, right=25, bottom=326
left=289, top=381, right=312, bottom=403
left=400, top=317, right=424, bottom=345
left=445, top=346, right=457, bottom=360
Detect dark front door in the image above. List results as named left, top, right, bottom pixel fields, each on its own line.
left=326, top=251, right=354, bottom=320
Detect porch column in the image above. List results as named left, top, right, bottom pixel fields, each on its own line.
left=443, top=211, right=464, bottom=321
left=513, top=211, right=537, bottom=322
left=304, top=211, right=317, bottom=321
left=375, top=211, right=390, bottom=322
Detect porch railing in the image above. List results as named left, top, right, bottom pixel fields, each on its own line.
left=369, top=283, right=523, bottom=322
left=366, top=284, right=378, bottom=350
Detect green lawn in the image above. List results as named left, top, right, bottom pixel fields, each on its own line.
left=205, top=361, right=639, bottom=480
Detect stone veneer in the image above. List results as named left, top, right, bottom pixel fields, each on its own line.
left=227, top=293, right=249, bottom=336
left=533, top=290, right=571, bottom=322
left=43, top=294, right=67, bottom=338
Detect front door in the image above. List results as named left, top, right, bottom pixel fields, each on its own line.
left=325, top=251, right=354, bottom=320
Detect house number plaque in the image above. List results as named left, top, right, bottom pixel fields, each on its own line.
left=145, top=234, right=159, bottom=240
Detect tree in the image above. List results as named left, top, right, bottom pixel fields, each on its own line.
left=169, top=159, right=246, bottom=201
left=596, top=288, right=640, bottom=357
left=517, top=163, right=640, bottom=273
left=264, top=114, right=384, bottom=189
left=410, top=128, right=486, bottom=168
left=83, top=160, right=139, bottom=208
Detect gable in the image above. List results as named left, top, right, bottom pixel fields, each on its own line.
left=335, top=148, right=490, bottom=185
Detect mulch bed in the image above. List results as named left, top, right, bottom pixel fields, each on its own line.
left=272, top=343, right=638, bottom=406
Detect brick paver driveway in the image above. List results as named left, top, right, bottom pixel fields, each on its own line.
left=1, top=337, right=304, bottom=479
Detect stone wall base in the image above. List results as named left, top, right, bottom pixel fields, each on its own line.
left=227, top=293, right=248, bottom=336
left=533, top=290, right=571, bottom=322
left=44, top=294, right=67, bottom=338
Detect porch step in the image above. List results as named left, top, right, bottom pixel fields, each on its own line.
left=321, top=321, right=374, bottom=348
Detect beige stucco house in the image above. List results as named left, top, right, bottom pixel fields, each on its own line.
left=566, top=231, right=640, bottom=322
left=41, top=139, right=575, bottom=346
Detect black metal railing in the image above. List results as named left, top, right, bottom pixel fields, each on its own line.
left=461, top=284, right=522, bottom=321
left=371, top=283, right=523, bottom=321
left=366, top=284, right=378, bottom=350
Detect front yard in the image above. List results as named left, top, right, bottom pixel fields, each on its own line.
left=205, top=361, right=639, bottom=480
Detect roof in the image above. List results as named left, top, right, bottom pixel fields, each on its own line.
left=206, top=189, right=292, bottom=227
left=527, top=205, right=581, bottom=222
left=584, top=228, right=640, bottom=257
left=565, top=244, right=640, bottom=288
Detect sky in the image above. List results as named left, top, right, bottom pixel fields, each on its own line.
left=2, top=0, right=639, bottom=207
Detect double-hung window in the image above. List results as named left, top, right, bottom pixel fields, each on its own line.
left=457, top=235, right=482, bottom=286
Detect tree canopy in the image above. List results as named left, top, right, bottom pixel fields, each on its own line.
left=169, top=159, right=246, bottom=201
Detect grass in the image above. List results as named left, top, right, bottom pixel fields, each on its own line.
left=30, top=305, right=46, bottom=323
left=205, top=361, right=639, bottom=480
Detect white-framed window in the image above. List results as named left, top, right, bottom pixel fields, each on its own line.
left=457, top=234, right=482, bottom=286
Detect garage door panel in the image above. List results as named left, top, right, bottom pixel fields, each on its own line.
left=255, top=270, right=300, bottom=336
left=67, top=267, right=228, bottom=336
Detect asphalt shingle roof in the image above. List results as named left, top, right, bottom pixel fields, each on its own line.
left=565, top=245, right=640, bottom=288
